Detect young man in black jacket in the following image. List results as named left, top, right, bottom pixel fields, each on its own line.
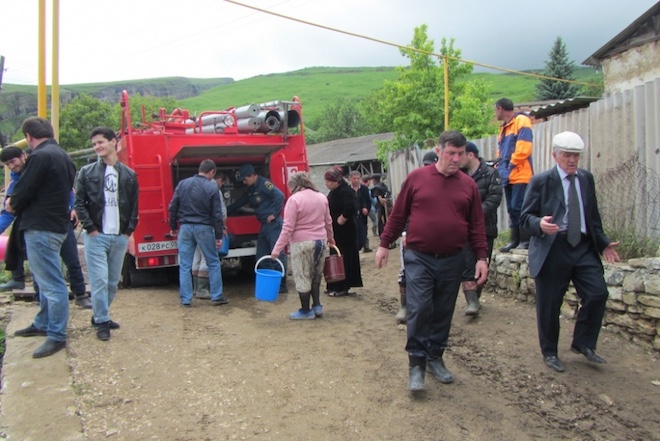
left=75, top=127, right=139, bottom=341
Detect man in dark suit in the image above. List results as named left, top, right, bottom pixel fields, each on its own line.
left=520, top=131, right=620, bottom=373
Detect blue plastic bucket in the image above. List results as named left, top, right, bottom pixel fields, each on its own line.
left=217, top=233, right=230, bottom=258
left=254, top=256, right=284, bottom=302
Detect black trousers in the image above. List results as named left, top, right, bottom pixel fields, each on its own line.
left=356, top=214, right=368, bottom=250
left=404, top=248, right=463, bottom=359
left=534, top=234, right=608, bottom=357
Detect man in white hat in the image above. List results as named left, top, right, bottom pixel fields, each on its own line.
left=520, top=131, right=620, bottom=373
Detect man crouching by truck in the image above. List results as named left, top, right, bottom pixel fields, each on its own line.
left=169, top=159, right=228, bottom=308
left=75, top=127, right=139, bottom=341
left=228, top=164, right=288, bottom=293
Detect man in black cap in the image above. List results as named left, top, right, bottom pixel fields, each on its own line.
left=228, top=164, right=287, bottom=292
left=459, top=142, right=502, bottom=315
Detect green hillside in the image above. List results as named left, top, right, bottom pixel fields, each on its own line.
left=178, top=67, right=401, bottom=123
left=1, top=66, right=601, bottom=143
left=179, top=66, right=601, bottom=124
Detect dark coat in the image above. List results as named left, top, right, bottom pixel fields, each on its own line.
left=465, top=158, right=503, bottom=238
left=327, top=180, right=363, bottom=290
left=520, top=167, right=610, bottom=278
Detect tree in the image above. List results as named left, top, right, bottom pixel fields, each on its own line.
left=59, top=94, right=114, bottom=153
left=535, top=36, right=581, bottom=100
left=309, top=97, right=371, bottom=144
left=362, top=25, right=496, bottom=161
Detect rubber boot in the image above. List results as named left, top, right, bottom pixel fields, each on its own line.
left=408, top=356, right=426, bottom=391
left=464, top=290, right=480, bottom=316
left=196, top=277, right=211, bottom=299
left=499, top=228, right=520, bottom=253
left=516, top=229, right=530, bottom=250
left=395, top=287, right=407, bottom=325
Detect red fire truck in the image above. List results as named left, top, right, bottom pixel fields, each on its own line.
left=116, top=91, right=308, bottom=286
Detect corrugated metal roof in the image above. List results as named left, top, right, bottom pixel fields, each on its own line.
left=529, top=97, right=599, bottom=119
left=307, top=133, right=393, bottom=166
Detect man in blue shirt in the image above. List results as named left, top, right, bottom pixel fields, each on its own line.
left=228, top=164, right=287, bottom=293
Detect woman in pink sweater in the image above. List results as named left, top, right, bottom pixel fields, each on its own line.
left=271, top=173, right=335, bottom=320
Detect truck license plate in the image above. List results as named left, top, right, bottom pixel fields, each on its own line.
left=138, top=241, right=178, bottom=253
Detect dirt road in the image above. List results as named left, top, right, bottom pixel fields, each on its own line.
left=4, top=248, right=660, bottom=440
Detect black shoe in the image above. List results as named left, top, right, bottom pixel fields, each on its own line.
left=544, top=355, right=566, bottom=372
left=408, top=365, right=426, bottom=391
left=426, top=358, right=454, bottom=383
left=91, top=317, right=120, bottom=329
left=74, top=295, right=93, bottom=309
left=181, top=303, right=192, bottom=308
left=279, top=284, right=289, bottom=294
left=96, top=322, right=111, bottom=341
left=362, top=247, right=373, bottom=253
left=571, top=345, right=607, bottom=364
left=33, top=339, right=66, bottom=358
left=14, top=324, right=47, bottom=337
left=211, top=296, right=229, bottom=305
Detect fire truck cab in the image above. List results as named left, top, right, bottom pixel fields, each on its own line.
left=117, top=91, right=308, bottom=286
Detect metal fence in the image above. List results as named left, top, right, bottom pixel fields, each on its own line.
left=388, top=78, right=660, bottom=239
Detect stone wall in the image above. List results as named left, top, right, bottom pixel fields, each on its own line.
left=487, top=250, right=660, bottom=351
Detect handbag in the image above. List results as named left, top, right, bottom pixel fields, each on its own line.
left=323, top=244, right=345, bottom=283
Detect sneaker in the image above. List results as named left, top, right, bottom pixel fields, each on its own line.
left=14, top=323, right=47, bottom=337
left=91, top=317, right=120, bottom=329
left=96, top=322, right=111, bottom=341
left=289, top=309, right=315, bottom=320
left=312, top=304, right=323, bottom=317
left=181, top=303, right=192, bottom=308
left=74, top=295, right=93, bottom=309
left=211, top=296, right=229, bottom=305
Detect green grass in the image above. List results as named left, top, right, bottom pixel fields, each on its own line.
left=179, top=67, right=401, bottom=123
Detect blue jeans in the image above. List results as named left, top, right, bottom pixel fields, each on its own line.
left=178, top=224, right=223, bottom=304
left=34, top=223, right=86, bottom=295
left=504, top=183, right=528, bottom=229
left=24, top=230, right=68, bottom=342
left=84, top=233, right=129, bottom=323
left=256, top=217, right=287, bottom=284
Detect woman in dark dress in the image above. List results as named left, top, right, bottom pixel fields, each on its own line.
left=324, top=167, right=363, bottom=296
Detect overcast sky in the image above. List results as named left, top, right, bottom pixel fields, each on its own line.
left=1, top=0, right=656, bottom=85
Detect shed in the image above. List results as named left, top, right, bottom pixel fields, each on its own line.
left=306, top=133, right=392, bottom=193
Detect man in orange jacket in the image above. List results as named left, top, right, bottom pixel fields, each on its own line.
left=495, top=98, right=534, bottom=251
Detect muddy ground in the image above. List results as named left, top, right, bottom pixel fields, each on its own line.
left=6, top=240, right=660, bottom=440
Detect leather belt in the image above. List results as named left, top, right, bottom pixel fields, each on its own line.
left=407, top=246, right=460, bottom=259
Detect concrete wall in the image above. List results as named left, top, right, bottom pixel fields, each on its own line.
left=603, top=41, right=660, bottom=94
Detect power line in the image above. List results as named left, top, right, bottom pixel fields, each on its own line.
left=224, top=0, right=598, bottom=88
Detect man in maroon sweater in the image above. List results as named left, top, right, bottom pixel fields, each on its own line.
left=376, top=131, right=489, bottom=392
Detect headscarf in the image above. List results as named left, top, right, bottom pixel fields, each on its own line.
left=324, top=166, right=344, bottom=183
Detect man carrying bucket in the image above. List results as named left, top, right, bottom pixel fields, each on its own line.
left=169, top=159, right=228, bottom=307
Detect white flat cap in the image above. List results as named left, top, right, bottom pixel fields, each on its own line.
left=552, top=131, right=584, bottom=153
